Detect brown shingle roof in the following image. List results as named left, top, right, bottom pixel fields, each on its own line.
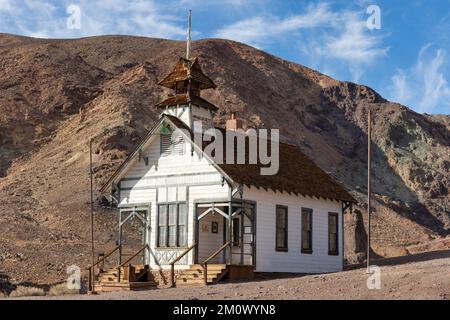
left=217, top=141, right=355, bottom=202
left=100, top=114, right=355, bottom=203
left=156, top=93, right=218, bottom=112
left=158, top=57, right=216, bottom=90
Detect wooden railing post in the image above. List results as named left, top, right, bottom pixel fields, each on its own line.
left=203, top=263, right=208, bottom=285
left=170, top=263, right=175, bottom=287
left=201, top=240, right=231, bottom=285
left=85, top=244, right=121, bottom=288
left=168, top=242, right=198, bottom=288
left=88, top=267, right=92, bottom=291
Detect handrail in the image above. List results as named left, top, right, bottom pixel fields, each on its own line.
left=116, top=244, right=148, bottom=283
left=86, top=245, right=121, bottom=292
left=202, top=240, right=231, bottom=285
left=119, top=244, right=148, bottom=268
left=202, top=240, right=231, bottom=265
left=168, top=242, right=198, bottom=287
left=86, top=245, right=121, bottom=270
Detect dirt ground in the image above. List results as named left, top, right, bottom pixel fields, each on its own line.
left=10, top=250, right=450, bottom=300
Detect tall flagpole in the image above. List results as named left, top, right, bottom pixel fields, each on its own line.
left=89, top=138, right=97, bottom=294
left=367, top=109, right=372, bottom=272
left=186, top=10, right=192, bottom=60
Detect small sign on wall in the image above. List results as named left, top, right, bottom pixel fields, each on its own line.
left=211, top=221, right=218, bottom=234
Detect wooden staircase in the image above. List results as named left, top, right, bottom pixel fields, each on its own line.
left=95, top=264, right=157, bottom=292
left=176, top=264, right=228, bottom=286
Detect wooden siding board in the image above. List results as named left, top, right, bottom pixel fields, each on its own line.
left=244, top=186, right=343, bottom=273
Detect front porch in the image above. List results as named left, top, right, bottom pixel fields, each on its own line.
left=89, top=198, right=256, bottom=290
left=168, top=199, right=256, bottom=286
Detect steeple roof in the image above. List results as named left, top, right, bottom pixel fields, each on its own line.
left=158, top=57, right=216, bottom=90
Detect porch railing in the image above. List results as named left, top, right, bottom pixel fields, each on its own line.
left=117, top=244, right=149, bottom=282
left=202, top=240, right=231, bottom=285
left=86, top=245, right=121, bottom=292
left=168, top=242, right=198, bottom=287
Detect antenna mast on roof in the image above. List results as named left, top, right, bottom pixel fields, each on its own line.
left=186, top=10, right=192, bottom=60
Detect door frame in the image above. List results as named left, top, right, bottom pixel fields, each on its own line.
left=193, top=199, right=256, bottom=265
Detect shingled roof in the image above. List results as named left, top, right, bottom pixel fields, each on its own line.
left=204, top=126, right=355, bottom=203
left=158, top=57, right=216, bottom=90
left=100, top=114, right=355, bottom=203
left=216, top=141, right=355, bottom=203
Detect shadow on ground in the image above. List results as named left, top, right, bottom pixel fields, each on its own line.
left=347, top=249, right=450, bottom=270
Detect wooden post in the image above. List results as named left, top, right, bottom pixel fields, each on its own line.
left=203, top=263, right=208, bottom=285
left=118, top=210, right=122, bottom=266
left=228, top=190, right=232, bottom=265
left=367, top=109, right=372, bottom=272
left=89, top=138, right=97, bottom=294
left=170, top=263, right=175, bottom=287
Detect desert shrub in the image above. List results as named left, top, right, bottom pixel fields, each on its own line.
left=9, top=286, right=45, bottom=298
left=48, top=283, right=80, bottom=296
left=0, top=291, right=7, bottom=299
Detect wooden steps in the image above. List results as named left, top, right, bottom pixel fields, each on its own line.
left=95, top=281, right=157, bottom=292
left=176, top=264, right=228, bottom=286
left=94, top=264, right=157, bottom=292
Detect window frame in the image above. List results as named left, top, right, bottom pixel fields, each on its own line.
left=275, top=205, right=288, bottom=252
left=328, top=212, right=339, bottom=256
left=232, top=217, right=240, bottom=247
left=301, top=208, right=313, bottom=254
left=157, top=202, right=188, bottom=248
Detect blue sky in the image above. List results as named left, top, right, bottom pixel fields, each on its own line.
left=0, top=0, right=449, bottom=114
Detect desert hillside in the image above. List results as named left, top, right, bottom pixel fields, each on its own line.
left=0, top=34, right=448, bottom=285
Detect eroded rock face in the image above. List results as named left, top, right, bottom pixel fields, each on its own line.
left=0, top=35, right=448, bottom=283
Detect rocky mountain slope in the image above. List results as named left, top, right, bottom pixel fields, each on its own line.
left=0, top=34, right=448, bottom=284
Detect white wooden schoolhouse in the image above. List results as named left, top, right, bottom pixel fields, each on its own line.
left=93, top=33, right=354, bottom=291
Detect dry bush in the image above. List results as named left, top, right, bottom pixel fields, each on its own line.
left=48, top=283, right=80, bottom=296
left=9, top=286, right=45, bottom=298
left=0, top=291, right=7, bottom=299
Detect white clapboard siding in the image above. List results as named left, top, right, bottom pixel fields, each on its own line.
left=244, top=186, right=343, bottom=273
left=117, top=132, right=229, bottom=270
left=161, top=105, right=191, bottom=129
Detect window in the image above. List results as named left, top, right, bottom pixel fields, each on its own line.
left=275, top=205, right=288, bottom=251
left=328, top=213, right=339, bottom=255
left=160, top=131, right=185, bottom=157
left=232, top=218, right=240, bottom=247
left=178, top=204, right=187, bottom=246
left=157, top=203, right=187, bottom=247
left=301, top=208, right=313, bottom=253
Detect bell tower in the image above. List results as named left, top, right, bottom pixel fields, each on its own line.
left=156, top=10, right=218, bottom=131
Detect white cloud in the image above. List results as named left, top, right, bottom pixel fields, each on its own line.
left=319, top=12, right=388, bottom=64
left=0, top=0, right=189, bottom=39
left=214, top=2, right=388, bottom=82
left=389, top=45, right=450, bottom=113
left=0, top=0, right=15, bottom=12
left=215, top=3, right=335, bottom=47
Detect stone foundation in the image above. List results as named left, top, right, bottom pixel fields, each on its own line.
left=150, top=269, right=184, bottom=287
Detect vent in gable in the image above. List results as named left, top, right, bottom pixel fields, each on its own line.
left=160, top=130, right=185, bottom=157
left=160, top=133, right=172, bottom=157
left=172, top=133, right=185, bottom=155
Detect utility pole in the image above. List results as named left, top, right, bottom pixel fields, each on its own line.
left=367, top=109, right=372, bottom=272
left=89, top=138, right=97, bottom=294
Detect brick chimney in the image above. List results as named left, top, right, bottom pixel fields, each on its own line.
left=226, top=112, right=243, bottom=131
